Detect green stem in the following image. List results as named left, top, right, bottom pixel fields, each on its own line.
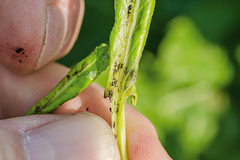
left=113, top=101, right=128, bottom=160
left=105, top=0, right=155, bottom=159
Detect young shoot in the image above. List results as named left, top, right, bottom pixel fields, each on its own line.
left=25, top=1, right=155, bottom=160
left=104, top=0, right=155, bottom=159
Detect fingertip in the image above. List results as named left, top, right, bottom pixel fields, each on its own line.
left=0, top=114, right=120, bottom=160
left=126, top=106, right=172, bottom=160
left=0, top=0, right=84, bottom=74
left=54, top=0, right=85, bottom=59
left=35, top=3, right=68, bottom=69
left=127, top=127, right=172, bottom=160
left=0, top=1, right=46, bottom=74
left=21, top=114, right=120, bottom=160
left=36, top=0, right=85, bottom=69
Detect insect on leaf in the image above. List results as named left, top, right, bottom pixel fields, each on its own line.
left=25, top=43, right=109, bottom=115
left=104, top=0, right=155, bottom=159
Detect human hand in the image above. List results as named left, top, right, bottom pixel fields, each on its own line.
left=0, top=0, right=172, bottom=159
left=0, top=0, right=84, bottom=74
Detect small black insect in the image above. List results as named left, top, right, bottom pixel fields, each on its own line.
left=128, top=5, right=133, bottom=17
left=128, top=4, right=133, bottom=11
left=15, top=48, right=24, bottom=53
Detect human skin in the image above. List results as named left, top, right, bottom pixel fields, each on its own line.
left=0, top=0, right=172, bottom=159
left=0, top=0, right=84, bottom=74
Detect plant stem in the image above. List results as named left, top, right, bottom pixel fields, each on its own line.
left=105, top=0, right=155, bottom=159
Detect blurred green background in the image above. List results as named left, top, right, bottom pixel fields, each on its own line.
left=58, top=1, right=240, bottom=159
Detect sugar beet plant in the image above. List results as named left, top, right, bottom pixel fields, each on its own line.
left=25, top=0, right=155, bottom=159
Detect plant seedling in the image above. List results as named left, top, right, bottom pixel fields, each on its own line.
left=25, top=1, right=155, bottom=159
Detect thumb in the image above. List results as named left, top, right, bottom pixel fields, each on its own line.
left=0, top=113, right=120, bottom=160
left=0, top=0, right=84, bottom=74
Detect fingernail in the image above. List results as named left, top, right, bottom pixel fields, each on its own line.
left=20, top=113, right=119, bottom=160
left=36, top=4, right=67, bottom=69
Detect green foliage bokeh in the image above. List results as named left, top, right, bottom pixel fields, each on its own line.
left=58, top=1, right=240, bottom=159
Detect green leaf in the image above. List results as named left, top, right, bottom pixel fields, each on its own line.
left=25, top=44, right=109, bottom=115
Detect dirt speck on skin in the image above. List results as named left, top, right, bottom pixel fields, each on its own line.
left=15, top=47, right=24, bottom=53
left=7, top=47, right=28, bottom=63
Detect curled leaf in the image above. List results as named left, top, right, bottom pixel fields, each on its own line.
left=25, top=43, right=109, bottom=115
